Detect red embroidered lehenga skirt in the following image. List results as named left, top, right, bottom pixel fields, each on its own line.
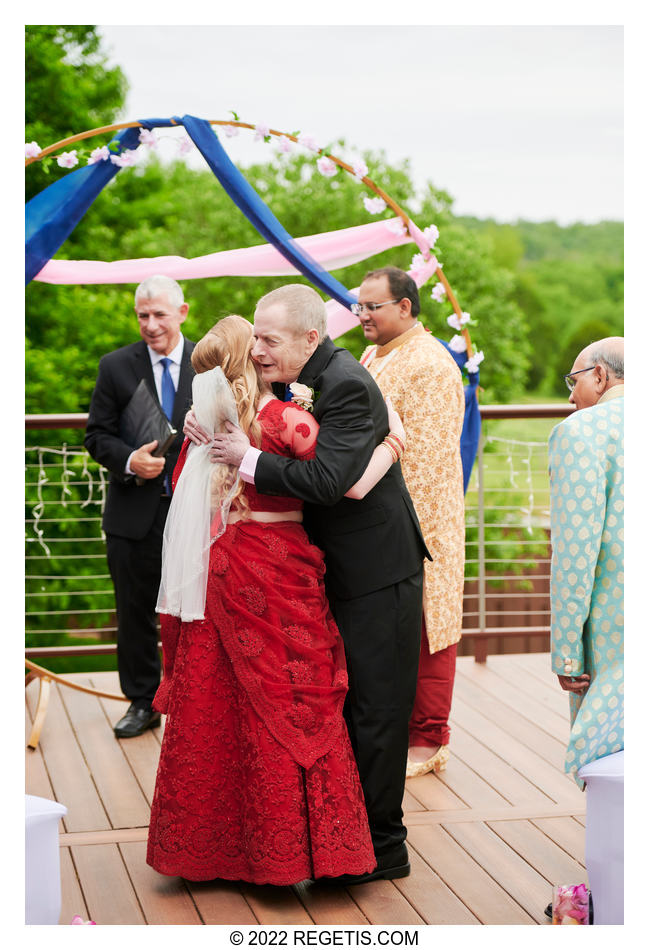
left=146, top=518, right=375, bottom=885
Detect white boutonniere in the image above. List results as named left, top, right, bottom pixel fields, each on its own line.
left=288, top=382, right=315, bottom=412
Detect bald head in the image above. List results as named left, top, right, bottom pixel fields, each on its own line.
left=569, top=336, right=624, bottom=410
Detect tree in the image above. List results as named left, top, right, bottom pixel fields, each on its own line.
left=25, top=26, right=127, bottom=201
left=26, top=143, right=531, bottom=414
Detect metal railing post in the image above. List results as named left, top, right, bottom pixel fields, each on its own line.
left=475, top=428, right=488, bottom=663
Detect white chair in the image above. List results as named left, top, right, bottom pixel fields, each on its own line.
left=578, top=750, right=624, bottom=925
left=25, top=794, right=68, bottom=925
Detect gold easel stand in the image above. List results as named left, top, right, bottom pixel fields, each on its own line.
left=25, top=659, right=129, bottom=750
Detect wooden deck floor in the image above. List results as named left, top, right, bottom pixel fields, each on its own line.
left=25, top=653, right=587, bottom=926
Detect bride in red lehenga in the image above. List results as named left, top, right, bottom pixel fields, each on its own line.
left=147, top=315, right=397, bottom=885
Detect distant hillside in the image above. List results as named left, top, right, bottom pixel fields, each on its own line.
left=455, top=217, right=623, bottom=264
left=451, top=217, right=623, bottom=394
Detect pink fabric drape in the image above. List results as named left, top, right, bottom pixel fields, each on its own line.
left=34, top=219, right=413, bottom=285
left=33, top=216, right=440, bottom=339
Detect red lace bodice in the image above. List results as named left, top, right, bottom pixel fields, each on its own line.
left=172, top=397, right=319, bottom=512
left=245, top=398, right=318, bottom=512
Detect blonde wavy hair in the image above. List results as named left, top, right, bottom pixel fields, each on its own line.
left=191, top=315, right=265, bottom=517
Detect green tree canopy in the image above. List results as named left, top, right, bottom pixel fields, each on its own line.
left=25, top=25, right=127, bottom=201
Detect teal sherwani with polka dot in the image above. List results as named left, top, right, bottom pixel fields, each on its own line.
left=549, top=388, right=624, bottom=786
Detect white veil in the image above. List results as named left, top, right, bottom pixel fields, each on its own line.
left=156, top=366, right=240, bottom=622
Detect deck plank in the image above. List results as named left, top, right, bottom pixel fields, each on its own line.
left=96, top=690, right=163, bottom=807
left=429, top=748, right=509, bottom=809
left=531, top=816, right=587, bottom=865
left=404, top=771, right=468, bottom=811
left=294, top=881, right=369, bottom=924
left=408, top=824, right=535, bottom=924
left=346, top=879, right=425, bottom=925
left=24, top=653, right=591, bottom=925
left=59, top=679, right=151, bottom=829
left=449, top=719, right=554, bottom=807
left=25, top=682, right=110, bottom=833
left=119, top=840, right=203, bottom=924
left=488, top=819, right=589, bottom=884
left=393, top=846, right=480, bottom=924
left=452, top=671, right=568, bottom=768
left=241, top=884, right=313, bottom=924
left=70, top=843, right=146, bottom=924
left=186, top=881, right=259, bottom=924
left=487, top=656, right=568, bottom=717
left=25, top=702, right=56, bottom=801
left=441, top=820, right=552, bottom=923
left=447, top=692, right=583, bottom=807
left=457, top=659, right=570, bottom=740
left=58, top=846, right=88, bottom=925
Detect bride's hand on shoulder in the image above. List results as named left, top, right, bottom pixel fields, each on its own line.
left=184, top=408, right=211, bottom=445
left=386, top=397, right=406, bottom=446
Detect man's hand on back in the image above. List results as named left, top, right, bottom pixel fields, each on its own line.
left=211, top=422, right=250, bottom=467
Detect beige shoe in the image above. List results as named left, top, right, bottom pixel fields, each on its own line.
left=406, top=744, right=450, bottom=778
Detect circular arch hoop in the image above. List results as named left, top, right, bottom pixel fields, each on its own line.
left=26, top=118, right=474, bottom=357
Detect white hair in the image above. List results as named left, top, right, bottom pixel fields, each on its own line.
left=583, top=337, right=624, bottom=379
left=256, top=284, right=328, bottom=341
left=134, top=275, right=185, bottom=309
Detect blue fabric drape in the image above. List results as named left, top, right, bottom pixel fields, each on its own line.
left=435, top=338, right=481, bottom=493
left=26, top=114, right=356, bottom=310
left=25, top=114, right=480, bottom=485
left=180, top=115, right=356, bottom=310
left=25, top=126, right=142, bottom=283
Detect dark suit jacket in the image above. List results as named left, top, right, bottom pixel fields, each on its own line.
left=255, top=337, right=430, bottom=600
left=84, top=337, right=195, bottom=540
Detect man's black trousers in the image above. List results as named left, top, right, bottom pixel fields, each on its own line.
left=105, top=497, right=170, bottom=707
left=327, top=567, right=423, bottom=858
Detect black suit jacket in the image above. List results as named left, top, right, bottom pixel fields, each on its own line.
left=256, top=337, right=430, bottom=600
left=84, top=337, right=195, bottom=540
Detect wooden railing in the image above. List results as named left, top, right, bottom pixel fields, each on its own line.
left=26, top=403, right=574, bottom=663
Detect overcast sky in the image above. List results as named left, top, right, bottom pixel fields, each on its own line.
left=97, top=24, right=623, bottom=225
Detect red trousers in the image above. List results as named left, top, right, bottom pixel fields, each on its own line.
left=408, top=619, right=458, bottom=748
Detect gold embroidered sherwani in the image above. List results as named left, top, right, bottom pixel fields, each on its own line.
left=361, top=322, right=465, bottom=652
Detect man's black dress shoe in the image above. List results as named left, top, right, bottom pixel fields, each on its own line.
left=329, top=843, right=410, bottom=885
left=114, top=703, right=161, bottom=739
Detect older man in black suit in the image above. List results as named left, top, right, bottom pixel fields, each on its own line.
left=85, top=275, right=195, bottom=738
left=191, top=284, right=428, bottom=882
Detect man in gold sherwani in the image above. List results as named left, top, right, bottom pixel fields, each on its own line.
left=358, top=267, right=465, bottom=776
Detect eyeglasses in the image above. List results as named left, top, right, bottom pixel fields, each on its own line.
left=350, top=299, right=401, bottom=316
left=564, top=366, right=596, bottom=392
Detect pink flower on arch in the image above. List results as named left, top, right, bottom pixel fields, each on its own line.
left=431, top=282, right=447, bottom=302
left=223, top=124, right=239, bottom=138
left=277, top=135, right=293, bottom=154
left=317, top=156, right=337, bottom=178
left=363, top=195, right=386, bottom=214
left=87, top=146, right=110, bottom=164
left=254, top=122, right=271, bottom=141
left=423, top=224, right=440, bottom=248
left=56, top=150, right=78, bottom=169
left=447, top=311, right=471, bottom=331
left=138, top=129, right=157, bottom=148
left=110, top=149, right=138, bottom=168
left=298, top=132, right=320, bottom=153
left=386, top=219, right=407, bottom=237
left=448, top=334, right=468, bottom=354
left=465, top=351, right=485, bottom=373
left=25, top=141, right=41, bottom=158
left=178, top=135, right=193, bottom=155
left=352, top=158, right=368, bottom=180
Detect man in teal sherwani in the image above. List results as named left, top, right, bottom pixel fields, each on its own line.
left=549, top=337, right=624, bottom=785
